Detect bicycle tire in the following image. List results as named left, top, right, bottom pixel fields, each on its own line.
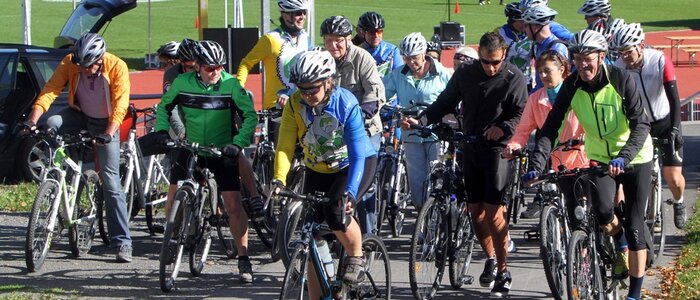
left=567, top=230, right=602, bottom=300
left=189, top=182, right=215, bottom=276
left=449, top=201, right=475, bottom=290
left=69, top=170, right=100, bottom=257
left=96, top=182, right=110, bottom=246
left=25, top=180, right=61, bottom=272
left=539, top=204, right=567, bottom=300
left=391, top=161, right=410, bottom=237
left=145, top=154, right=170, bottom=235
left=355, top=234, right=391, bottom=299
left=281, top=200, right=304, bottom=267
left=159, top=186, right=192, bottom=292
left=409, top=197, right=445, bottom=299
left=279, top=245, right=308, bottom=300
left=646, top=177, right=666, bottom=267
left=119, top=158, right=136, bottom=221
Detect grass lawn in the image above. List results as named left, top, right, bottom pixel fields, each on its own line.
left=658, top=204, right=700, bottom=299
left=0, top=285, right=80, bottom=300
left=1, top=0, right=699, bottom=69
left=0, top=182, right=37, bottom=212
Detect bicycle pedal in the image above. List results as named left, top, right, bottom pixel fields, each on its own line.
left=463, top=275, right=475, bottom=285
left=523, top=229, right=539, bottom=240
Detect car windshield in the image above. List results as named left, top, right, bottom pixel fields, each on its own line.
left=58, top=5, right=105, bottom=42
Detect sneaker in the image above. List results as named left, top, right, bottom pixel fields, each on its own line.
left=238, top=259, right=254, bottom=283
left=507, top=237, right=516, bottom=253
left=612, top=250, right=629, bottom=280
left=116, top=244, right=132, bottom=263
left=490, top=270, right=512, bottom=297
left=479, top=0, right=486, bottom=5
left=245, top=196, right=266, bottom=222
left=520, top=201, right=541, bottom=219
left=341, top=256, right=366, bottom=284
left=673, top=202, right=687, bottom=229
left=479, top=257, right=497, bottom=287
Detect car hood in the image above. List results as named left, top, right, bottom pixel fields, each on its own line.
left=54, top=0, right=137, bottom=49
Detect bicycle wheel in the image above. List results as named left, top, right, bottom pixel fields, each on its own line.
left=69, top=170, right=100, bottom=257
left=25, top=180, right=61, bottom=272
left=646, top=177, right=666, bottom=267
left=189, top=184, right=214, bottom=276
left=281, top=200, right=304, bottom=267
left=119, top=158, right=137, bottom=220
left=540, top=204, right=567, bottom=300
left=409, top=197, right=445, bottom=299
left=96, top=182, right=110, bottom=246
left=215, top=193, right=237, bottom=259
left=449, top=201, right=475, bottom=290
left=280, top=245, right=308, bottom=300
left=159, top=186, right=192, bottom=292
left=567, top=230, right=603, bottom=300
left=145, top=154, right=170, bottom=235
left=352, top=234, right=391, bottom=299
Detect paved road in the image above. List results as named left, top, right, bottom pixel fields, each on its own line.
left=2, top=123, right=699, bottom=299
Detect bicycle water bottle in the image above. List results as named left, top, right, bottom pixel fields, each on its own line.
left=317, top=239, right=335, bottom=279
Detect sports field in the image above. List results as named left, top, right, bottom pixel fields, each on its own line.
left=1, top=0, right=698, bottom=69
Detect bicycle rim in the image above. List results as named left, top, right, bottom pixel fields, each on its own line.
left=352, top=234, right=391, bottom=299
left=69, top=170, right=100, bottom=257
left=280, top=245, right=308, bottom=300
left=25, top=180, right=60, bottom=272
left=189, top=190, right=213, bottom=276
left=215, top=195, right=237, bottom=259
left=409, top=197, right=444, bottom=299
left=449, top=201, right=474, bottom=290
left=282, top=201, right=304, bottom=267
left=567, top=230, right=596, bottom=300
left=159, top=187, right=191, bottom=292
left=540, top=205, right=567, bottom=300
left=392, top=162, right=410, bottom=237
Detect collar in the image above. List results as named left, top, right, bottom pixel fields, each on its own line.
left=400, top=55, right=439, bottom=76
left=573, top=63, right=610, bottom=93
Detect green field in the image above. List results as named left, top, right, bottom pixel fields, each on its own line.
left=1, top=0, right=698, bottom=69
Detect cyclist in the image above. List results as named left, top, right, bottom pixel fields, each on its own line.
left=157, top=41, right=180, bottom=70
left=384, top=32, right=451, bottom=210
left=272, top=50, right=377, bottom=299
left=404, top=32, right=528, bottom=296
left=452, top=45, right=478, bottom=69
left=578, top=0, right=613, bottom=26
left=503, top=50, right=589, bottom=224
left=426, top=41, right=442, bottom=62
left=612, top=23, right=687, bottom=228
left=154, top=40, right=259, bottom=283
left=21, top=33, right=133, bottom=262
left=524, top=29, right=653, bottom=300
left=161, top=38, right=198, bottom=139
left=357, top=11, right=404, bottom=78
left=518, top=0, right=574, bottom=42
left=321, top=15, right=386, bottom=234
left=522, top=4, right=569, bottom=93
left=496, top=2, right=533, bottom=90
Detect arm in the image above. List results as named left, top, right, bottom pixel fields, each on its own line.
left=343, top=104, right=370, bottom=198
left=357, top=53, right=386, bottom=119
left=32, top=55, right=72, bottom=120
left=494, top=72, right=528, bottom=138
left=509, top=94, right=539, bottom=147
left=661, top=54, right=681, bottom=129
left=106, top=57, right=131, bottom=136
left=155, top=78, right=180, bottom=132
left=422, top=69, right=463, bottom=125
left=236, top=35, right=272, bottom=87
left=530, top=78, right=575, bottom=172
left=382, top=71, right=397, bottom=101
left=231, top=86, right=258, bottom=149
left=273, top=97, right=298, bottom=186
left=616, top=70, right=651, bottom=164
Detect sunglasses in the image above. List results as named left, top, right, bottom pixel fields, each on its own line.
left=366, top=29, right=384, bottom=35
left=202, top=65, right=223, bottom=72
left=453, top=53, right=475, bottom=62
left=298, top=84, right=323, bottom=95
left=288, top=10, right=306, bottom=17
left=479, top=58, right=504, bottom=66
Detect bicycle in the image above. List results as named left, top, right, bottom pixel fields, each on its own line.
left=646, top=138, right=668, bottom=267
left=158, top=139, right=229, bottom=292
left=504, top=149, right=528, bottom=225
left=25, top=129, right=100, bottom=272
left=277, top=189, right=391, bottom=300
left=407, top=123, right=476, bottom=299
left=564, top=166, right=625, bottom=300
left=273, top=146, right=307, bottom=265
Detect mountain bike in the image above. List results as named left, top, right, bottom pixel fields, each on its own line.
left=647, top=138, right=668, bottom=267
left=504, top=149, right=528, bottom=225
left=25, top=129, right=99, bottom=272
left=273, top=146, right=307, bottom=266
left=277, top=189, right=391, bottom=300
left=407, top=124, right=476, bottom=299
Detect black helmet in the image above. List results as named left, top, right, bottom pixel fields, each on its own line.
left=504, top=2, right=524, bottom=20
left=177, top=38, right=198, bottom=62
left=357, top=12, right=384, bottom=31
left=72, top=33, right=106, bottom=67
left=426, top=41, right=442, bottom=57
left=194, top=40, right=227, bottom=65
left=321, top=16, right=353, bottom=36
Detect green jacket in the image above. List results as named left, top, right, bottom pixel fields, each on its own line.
left=155, top=71, right=257, bottom=149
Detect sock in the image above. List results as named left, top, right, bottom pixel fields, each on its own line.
left=627, top=275, right=643, bottom=299
left=238, top=256, right=249, bottom=261
left=614, top=229, right=628, bottom=252
left=675, top=196, right=684, bottom=204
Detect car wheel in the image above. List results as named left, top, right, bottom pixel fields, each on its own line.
left=18, top=136, right=52, bottom=182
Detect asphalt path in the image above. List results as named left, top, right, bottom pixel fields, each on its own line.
left=1, top=123, right=699, bottom=299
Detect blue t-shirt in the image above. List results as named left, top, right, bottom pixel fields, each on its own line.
left=361, top=40, right=404, bottom=78
left=532, top=35, right=569, bottom=93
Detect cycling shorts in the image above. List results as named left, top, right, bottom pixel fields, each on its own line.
left=169, top=149, right=241, bottom=191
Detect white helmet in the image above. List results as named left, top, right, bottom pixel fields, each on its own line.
left=399, top=32, right=427, bottom=56
left=612, top=23, right=645, bottom=50
left=157, top=41, right=180, bottom=59
left=72, top=33, right=106, bottom=67
left=277, top=0, right=308, bottom=12
left=522, top=5, right=558, bottom=25
left=607, top=19, right=627, bottom=40
left=290, top=50, right=336, bottom=84
left=569, top=29, right=608, bottom=54
left=577, top=0, right=611, bottom=17
left=518, top=0, right=547, bottom=11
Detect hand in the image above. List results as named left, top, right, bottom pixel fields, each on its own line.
left=671, top=127, right=683, bottom=149
left=608, top=157, right=625, bottom=177
left=222, top=144, right=242, bottom=158
left=344, top=194, right=356, bottom=215
left=522, top=170, right=539, bottom=184
left=94, top=133, right=112, bottom=145
left=277, top=94, right=289, bottom=107
left=502, top=144, right=521, bottom=159
left=401, top=117, right=419, bottom=130
left=154, top=130, right=170, bottom=145
left=484, top=125, right=504, bottom=141
left=18, top=120, right=37, bottom=137
left=270, top=179, right=284, bottom=197
left=177, top=131, right=186, bottom=141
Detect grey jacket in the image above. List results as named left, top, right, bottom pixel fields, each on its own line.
left=335, top=44, right=386, bottom=136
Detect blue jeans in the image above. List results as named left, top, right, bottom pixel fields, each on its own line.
left=47, top=108, right=132, bottom=247
left=357, top=133, right=381, bottom=234
left=404, top=141, right=439, bottom=209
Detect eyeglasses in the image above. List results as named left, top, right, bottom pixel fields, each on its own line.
left=202, top=65, right=223, bottom=72
left=288, top=10, right=306, bottom=17
left=298, top=84, right=323, bottom=95
left=479, top=58, right=504, bottom=66
left=573, top=52, right=599, bottom=64
left=366, top=29, right=384, bottom=35
left=405, top=53, right=424, bottom=62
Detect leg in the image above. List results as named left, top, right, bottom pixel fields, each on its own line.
left=353, top=157, right=378, bottom=234
left=222, top=191, right=249, bottom=256
left=469, top=203, right=494, bottom=257
left=662, top=166, right=685, bottom=201
left=485, top=203, right=509, bottom=272
left=238, top=154, right=259, bottom=198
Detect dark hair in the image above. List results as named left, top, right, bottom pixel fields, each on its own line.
left=479, top=32, right=508, bottom=54
left=536, top=50, right=571, bottom=77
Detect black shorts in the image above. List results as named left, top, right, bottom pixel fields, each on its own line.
left=461, top=145, right=509, bottom=205
left=302, top=156, right=377, bottom=231
left=169, top=149, right=241, bottom=191
left=650, top=116, right=683, bottom=167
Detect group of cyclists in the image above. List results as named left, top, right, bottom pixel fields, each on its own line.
left=20, top=0, right=689, bottom=298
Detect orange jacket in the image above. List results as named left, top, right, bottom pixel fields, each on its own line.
left=33, top=52, right=130, bottom=125
left=508, top=87, right=589, bottom=170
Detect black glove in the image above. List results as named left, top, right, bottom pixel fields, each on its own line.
left=222, top=144, right=242, bottom=158
left=154, top=130, right=170, bottom=145
left=18, top=120, right=36, bottom=137
left=671, top=127, right=683, bottom=149
left=94, top=133, right=113, bottom=145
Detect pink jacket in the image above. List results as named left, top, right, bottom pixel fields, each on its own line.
left=508, top=87, right=589, bottom=170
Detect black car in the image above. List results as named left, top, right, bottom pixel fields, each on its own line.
left=0, top=44, right=72, bottom=181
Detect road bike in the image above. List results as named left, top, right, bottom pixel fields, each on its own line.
left=646, top=138, right=669, bottom=266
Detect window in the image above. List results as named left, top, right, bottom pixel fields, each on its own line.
left=0, top=53, right=18, bottom=116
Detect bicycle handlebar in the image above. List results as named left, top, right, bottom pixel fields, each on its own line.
left=409, top=123, right=479, bottom=143
left=29, top=128, right=93, bottom=147
left=165, top=139, right=223, bottom=157
left=276, top=189, right=332, bottom=204
left=528, top=165, right=608, bottom=187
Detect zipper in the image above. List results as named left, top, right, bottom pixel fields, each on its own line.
left=637, top=71, right=657, bottom=122
left=588, top=91, right=612, bottom=159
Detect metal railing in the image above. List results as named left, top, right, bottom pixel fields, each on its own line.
left=681, top=90, right=700, bottom=121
